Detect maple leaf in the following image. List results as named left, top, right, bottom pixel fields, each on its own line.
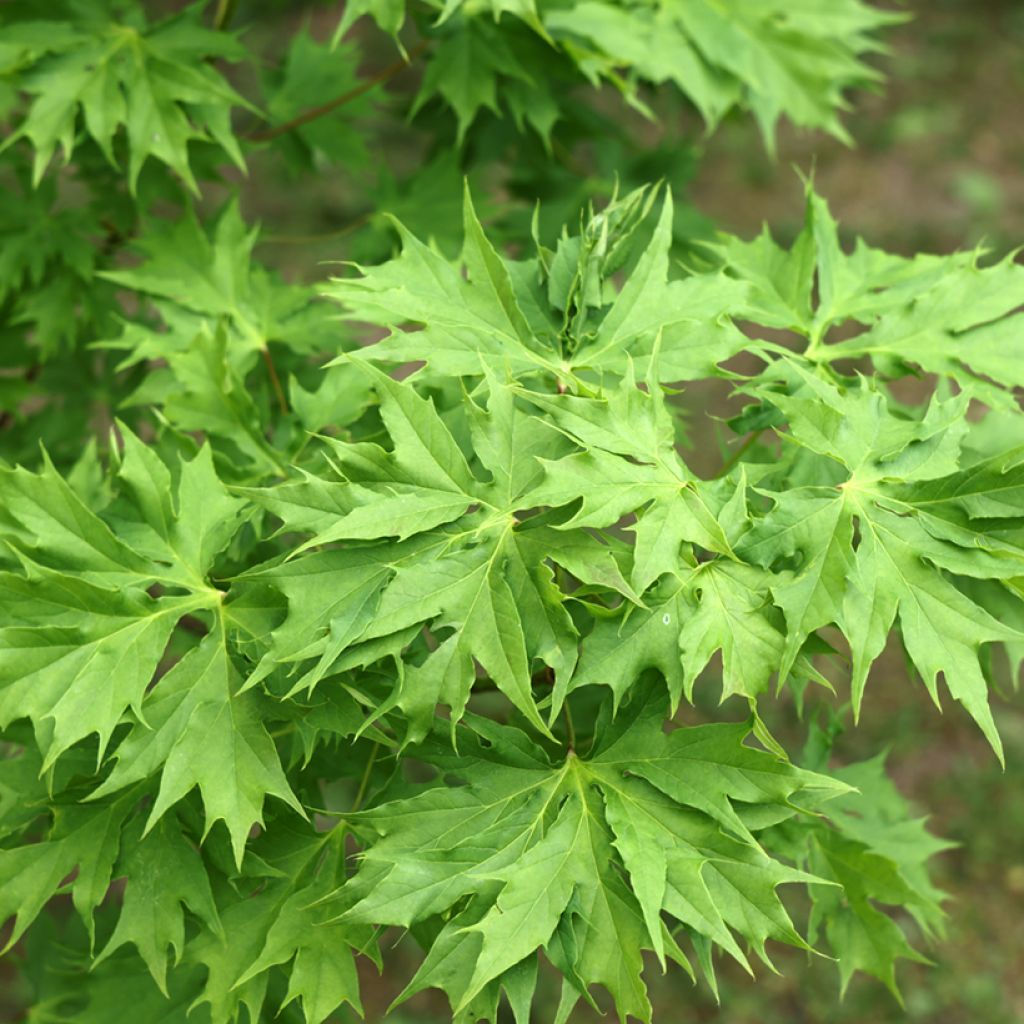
left=327, top=185, right=750, bottom=388
left=336, top=0, right=896, bottom=144
left=0, top=163, right=115, bottom=358
left=713, top=184, right=1024, bottom=400
left=524, top=363, right=737, bottom=569
left=325, top=187, right=568, bottom=384
left=121, top=327, right=291, bottom=479
left=186, top=819, right=373, bottom=1024
left=412, top=17, right=537, bottom=143
left=740, top=368, right=1024, bottom=758
left=1, top=7, right=253, bottom=191
left=0, top=0, right=1004, bottom=1016
left=0, top=435, right=247, bottom=766
left=331, top=694, right=849, bottom=1021
left=100, top=201, right=334, bottom=362
left=90, top=627, right=304, bottom=869
left=546, top=0, right=901, bottom=144
left=772, top=721, right=955, bottom=999
left=93, top=815, right=222, bottom=994
left=0, top=790, right=135, bottom=953
left=244, top=365, right=640, bottom=740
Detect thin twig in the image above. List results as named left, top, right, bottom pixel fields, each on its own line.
left=563, top=702, right=577, bottom=752
left=247, top=39, right=429, bottom=143
left=213, top=0, right=238, bottom=31
left=351, top=742, right=380, bottom=813
left=256, top=213, right=372, bottom=247
left=715, top=428, right=764, bottom=478
left=261, top=347, right=289, bottom=415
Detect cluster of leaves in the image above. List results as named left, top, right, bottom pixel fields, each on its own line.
left=341, top=0, right=900, bottom=144
left=1, top=1, right=1020, bottom=1023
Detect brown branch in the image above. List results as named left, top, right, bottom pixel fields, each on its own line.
left=351, top=742, right=381, bottom=813
left=261, top=346, right=289, bottom=415
left=715, top=428, right=764, bottom=479
left=247, top=39, right=429, bottom=144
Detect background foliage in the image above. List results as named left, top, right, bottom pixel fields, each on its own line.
left=1, top=0, right=1023, bottom=1022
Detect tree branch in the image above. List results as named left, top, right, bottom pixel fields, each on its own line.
left=213, top=0, right=238, bottom=31
left=247, top=39, right=429, bottom=143
left=715, top=428, right=764, bottom=478
left=261, top=346, right=289, bottom=415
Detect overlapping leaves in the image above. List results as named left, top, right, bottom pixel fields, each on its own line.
left=243, top=360, right=637, bottom=741
left=0, top=2, right=251, bottom=191
left=0, top=0, right=994, bottom=1020
left=339, top=0, right=898, bottom=143
left=0, top=180, right=1017, bottom=1022
left=327, top=184, right=1024, bottom=757
left=0, top=429, right=302, bottom=866
left=710, top=184, right=1024, bottom=400
left=325, top=184, right=750, bottom=388
left=329, top=693, right=941, bottom=1022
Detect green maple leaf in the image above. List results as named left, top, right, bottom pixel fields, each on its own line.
left=766, top=732, right=954, bottom=998
left=336, top=0, right=895, bottom=145
left=564, top=578, right=691, bottom=713
left=1, top=7, right=253, bottom=191
left=0, top=435, right=247, bottom=767
left=0, top=568, right=194, bottom=769
left=245, top=366, right=637, bottom=740
left=0, top=0, right=1003, bottom=1013
left=567, top=561, right=828, bottom=715
left=546, top=0, right=900, bottom=145
left=413, top=18, right=536, bottom=142
left=327, top=186, right=750, bottom=388
left=90, top=627, right=304, bottom=868
left=524, top=363, right=737, bottom=571
left=335, top=0, right=548, bottom=50
left=544, top=1, right=739, bottom=125
left=713, top=184, right=1024, bottom=400
left=0, top=429, right=300, bottom=864
left=94, top=815, right=222, bottom=994
left=325, top=187, right=568, bottom=383
left=96, top=204, right=343, bottom=479
left=333, top=0, right=407, bottom=42
left=121, top=327, right=291, bottom=478
left=0, top=166, right=113, bottom=358
left=825, top=254, right=1024, bottom=395
left=557, top=191, right=750, bottom=379
left=187, top=821, right=373, bottom=1024
left=231, top=880, right=363, bottom=1024
left=827, top=752, right=953, bottom=934
left=0, top=744, right=50, bottom=842
left=332, top=695, right=848, bottom=1020
left=0, top=790, right=135, bottom=952
left=741, top=369, right=1024, bottom=758
left=101, top=201, right=334, bottom=362
left=112, top=424, right=249, bottom=587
